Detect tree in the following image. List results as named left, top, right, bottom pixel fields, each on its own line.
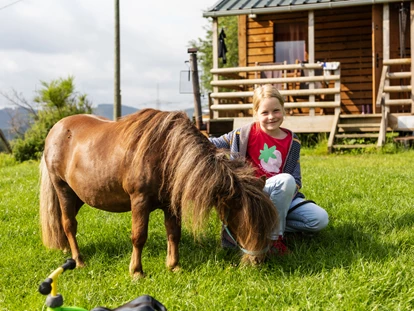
left=11, top=76, right=92, bottom=162
left=189, top=16, right=239, bottom=93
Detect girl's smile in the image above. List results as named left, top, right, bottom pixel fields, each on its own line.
left=256, top=97, right=286, bottom=138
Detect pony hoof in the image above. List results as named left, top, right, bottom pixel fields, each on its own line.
left=132, top=271, right=146, bottom=279
left=75, top=257, right=86, bottom=268
left=170, top=265, right=181, bottom=273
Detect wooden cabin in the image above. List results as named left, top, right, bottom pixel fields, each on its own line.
left=203, top=0, right=414, bottom=151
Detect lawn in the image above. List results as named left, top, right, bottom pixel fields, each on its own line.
left=1, top=151, right=414, bottom=310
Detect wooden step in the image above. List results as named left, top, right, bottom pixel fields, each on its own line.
left=335, top=133, right=379, bottom=138
left=339, top=114, right=382, bottom=119
left=338, top=123, right=380, bottom=128
left=332, top=144, right=377, bottom=149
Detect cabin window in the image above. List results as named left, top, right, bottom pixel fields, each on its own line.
left=274, top=24, right=307, bottom=64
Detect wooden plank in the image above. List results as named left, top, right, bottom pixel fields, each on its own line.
left=385, top=99, right=413, bottom=105
left=247, top=20, right=272, bottom=29
left=315, top=7, right=370, bottom=22
left=383, top=58, right=411, bottom=65
left=247, top=27, right=273, bottom=35
left=210, top=102, right=340, bottom=111
left=341, top=68, right=373, bottom=76
left=316, top=36, right=372, bottom=44
left=283, top=115, right=335, bottom=133
left=315, top=41, right=371, bottom=51
left=317, top=49, right=372, bottom=59
left=315, top=19, right=371, bottom=31
left=328, top=108, right=340, bottom=153
left=211, top=63, right=324, bottom=74
left=211, top=75, right=340, bottom=86
left=372, top=4, right=383, bottom=112
left=210, top=88, right=340, bottom=98
left=238, top=15, right=247, bottom=68
left=384, top=86, right=412, bottom=92
left=247, top=55, right=274, bottom=64
left=387, top=72, right=411, bottom=79
left=315, top=27, right=371, bottom=38
left=248, top=41, right=274, bottom=48
left=248, top=34, right=273, bottom=43
left=248, top=47, right=274, bottom=56
left=333, top=144, right=377, bottom=149
left=411, top=2, right=414, bottom=114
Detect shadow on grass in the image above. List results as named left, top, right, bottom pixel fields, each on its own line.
left=65, top=216, right=406, bottom=277
left=262, top=222, right=403, bottom=274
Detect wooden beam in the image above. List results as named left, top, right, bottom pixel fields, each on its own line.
left=210, top=75, right=340, bottom=86
left=238, top=15, right=247, bottom=69
left=411, top=1, right=414, bottom=114
left=372, top=4, right=383, bottom=112
left=375, top=65, right=388, bottom=106
left=211, top=63, right=324, bottom=74
left=383, top=3, right=390, bottom=113
left=210, top=88, right=341, bottom=98
left=212, top=18, right=219, bottom=118
left=308, top=10, right=315, bottom=116
left=210, top=102, right=340, bottom=111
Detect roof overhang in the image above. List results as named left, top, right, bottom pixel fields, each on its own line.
left=203, top=0, right=407, bottom=18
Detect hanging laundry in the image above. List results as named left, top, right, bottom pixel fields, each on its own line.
left=218, top=28, right=227, bottom=64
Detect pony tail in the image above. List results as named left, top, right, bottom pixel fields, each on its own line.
left=39, top=155, right=69, bottom=250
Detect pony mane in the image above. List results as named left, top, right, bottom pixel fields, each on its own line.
left=113, top=109, right=277, bottom=239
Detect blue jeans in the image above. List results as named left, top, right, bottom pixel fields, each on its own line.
left=263, top=174, right=329, bottom=239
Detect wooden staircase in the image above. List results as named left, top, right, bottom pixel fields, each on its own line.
left=330, top=114, right=384, bottom=151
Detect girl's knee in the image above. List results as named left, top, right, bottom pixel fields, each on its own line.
left=310, top=209, right=329, bottom=231
left=277, top=173, right=296, bottom=194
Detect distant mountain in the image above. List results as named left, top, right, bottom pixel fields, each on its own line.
left=93, top=104, right=138, bottom=119
left=93, top=104, right=195, bottom=120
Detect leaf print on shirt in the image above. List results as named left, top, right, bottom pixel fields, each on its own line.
left=259, top=143, right=276, bottom=163
left=259, top=143, right=282, bottom=174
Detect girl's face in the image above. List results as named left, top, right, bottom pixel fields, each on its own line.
left=256, top=97, right=284, bottom=137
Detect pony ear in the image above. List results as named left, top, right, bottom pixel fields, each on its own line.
left=259, top=175, right=266, bottom=188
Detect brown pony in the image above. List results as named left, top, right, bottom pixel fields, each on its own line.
left=39, top=108, right=278, bottom=277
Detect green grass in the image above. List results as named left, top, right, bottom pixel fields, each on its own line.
left=1, top=151, right=414, bottom=310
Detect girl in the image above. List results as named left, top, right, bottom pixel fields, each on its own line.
left=209, top=84, right=329, bottom=255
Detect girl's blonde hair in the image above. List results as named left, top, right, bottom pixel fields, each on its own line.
left=252, top=84, right=285, bottom=115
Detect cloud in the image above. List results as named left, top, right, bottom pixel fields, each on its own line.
left=0, top=0, right=213, bottom=111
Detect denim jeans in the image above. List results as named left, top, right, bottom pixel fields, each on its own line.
left=263, top=173, right=329, bottom=239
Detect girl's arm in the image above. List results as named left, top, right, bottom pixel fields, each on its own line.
left=208, top=131, right=234, bottom=149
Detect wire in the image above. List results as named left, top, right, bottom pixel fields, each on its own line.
left=0, top=0, right=24, bottom=11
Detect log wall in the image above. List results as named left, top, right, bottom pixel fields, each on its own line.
left=240, top=4, right=411, bottom=115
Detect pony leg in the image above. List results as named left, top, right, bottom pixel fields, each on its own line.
left=55, top=186, right=85, bottom=267
left=164, top=209, right=181, bottom=271
left=129, top=199, right=150, bottom=278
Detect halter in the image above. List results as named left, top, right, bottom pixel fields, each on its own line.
left=222, top=210, right=270, bottom=257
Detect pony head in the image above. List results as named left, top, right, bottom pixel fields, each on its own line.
left=215, top=156, right=279, bottom=263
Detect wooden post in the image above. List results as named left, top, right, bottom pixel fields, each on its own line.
left=188, top=49, right=204, bottom=130
left=308, top=10, right=315, bottom=116
left=114, top=0, right=121, bottom=120
left=372, top=5, right=383, bottom=112
left=383, top=3, right=390, bottom=115
left=411, top=1, right=414, bottom=114
left=212, top=18, right=219, bottom=119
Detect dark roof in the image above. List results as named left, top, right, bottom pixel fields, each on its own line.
left=203, top=0, right=405, bottom=17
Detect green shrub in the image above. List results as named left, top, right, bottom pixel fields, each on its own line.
left=11, top=77, right=92, bottom=162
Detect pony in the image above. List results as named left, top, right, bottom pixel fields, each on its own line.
left=39, top=108, right=278, bottom=278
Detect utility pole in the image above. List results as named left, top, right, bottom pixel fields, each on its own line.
left=188, top=48, right=204, bottom=130
left=114, top=0, right=121, bottom=120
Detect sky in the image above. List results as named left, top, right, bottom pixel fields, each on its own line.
left=0, top=0, right=216, bottom=111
